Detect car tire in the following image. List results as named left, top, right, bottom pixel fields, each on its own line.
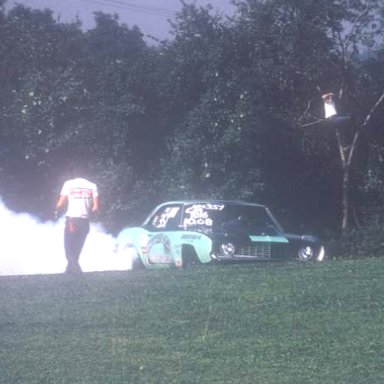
left=182, top=245, right=200, bottom=268
left=297, top=245, right=315, bottom=261
left=132, top=256, right=145, bottom=270
left=297, top=245, right=326, bottom=262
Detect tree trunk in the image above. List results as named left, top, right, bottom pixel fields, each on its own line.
left=341, top=91, right=384, bottom=233
left=341, top=164, right=349, bottom=236
left=335, top=126, right=350, bottom=235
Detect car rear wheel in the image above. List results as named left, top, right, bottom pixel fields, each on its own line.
left=182, top=245, right=200, bottom=268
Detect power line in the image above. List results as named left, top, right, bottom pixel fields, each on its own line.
left=109, top=0, right=174, bottom=17
left=82, top=0, right=175, bottom=18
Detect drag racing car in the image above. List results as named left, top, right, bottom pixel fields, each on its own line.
left=115, top=200, right=326, bottom=270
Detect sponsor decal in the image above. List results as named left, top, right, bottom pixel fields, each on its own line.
left=69, top=188, right=93, bottom=198
left=181, top=234, right=201, bottom=240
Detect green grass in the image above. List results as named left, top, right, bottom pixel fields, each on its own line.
left=1, top=259, right=384, bottom=384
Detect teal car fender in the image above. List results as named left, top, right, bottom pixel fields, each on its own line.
left=178, top=231, right=212, bottom=265
left=115, top=227, right=150, bottom=267
left=116, top=227, right=212, bottom=269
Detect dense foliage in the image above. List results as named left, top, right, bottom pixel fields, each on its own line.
left=1, top=0, right=384, bottom=239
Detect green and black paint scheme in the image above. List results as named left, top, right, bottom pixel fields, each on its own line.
left=115, top=201, right=326, bottom=270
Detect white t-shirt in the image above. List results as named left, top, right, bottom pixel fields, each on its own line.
left=60, top=178, right=99, bottom=219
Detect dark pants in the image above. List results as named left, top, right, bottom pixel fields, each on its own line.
left=64, top=217, right=90, bottom=274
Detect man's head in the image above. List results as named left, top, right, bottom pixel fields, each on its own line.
left=65, top=157, right=91, bottom=179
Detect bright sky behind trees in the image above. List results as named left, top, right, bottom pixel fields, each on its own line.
left=5, top=0, right=236, bottom=40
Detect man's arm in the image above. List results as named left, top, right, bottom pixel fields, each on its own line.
left=92, top=195, right=99, bottom=214
left=54, top=195, right=68, bottom=220
left=56, top=195, right=68, bottom=211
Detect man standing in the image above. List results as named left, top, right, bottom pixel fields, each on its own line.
left=55, top=169, right=99, bottom=274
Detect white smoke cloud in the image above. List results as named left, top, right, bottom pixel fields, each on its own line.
left=0, top=199, right=131, bottom=276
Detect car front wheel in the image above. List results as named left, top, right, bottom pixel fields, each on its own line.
left=298, top=245, right=326, bottom=261
left=132, top=256, right=145, bottom=270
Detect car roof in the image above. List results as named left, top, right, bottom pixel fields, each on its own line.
left=155, top=200, right=267, bottom=208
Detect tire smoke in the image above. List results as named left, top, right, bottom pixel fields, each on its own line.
left=0, top=200, right=131, bottom=276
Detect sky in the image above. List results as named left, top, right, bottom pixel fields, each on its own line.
left=6, top=0, right=236, bottom=41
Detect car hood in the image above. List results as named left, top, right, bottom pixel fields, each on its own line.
left=283, top=233, right=320, bottom=243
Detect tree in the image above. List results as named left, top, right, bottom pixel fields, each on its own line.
left=79, top=12, right=167, bottom=229
left=299, top=0, right=384, bottom=234
left=235, top=0, right=384, bottom=234
left=0, top=4, right=85, bottom=214
left=157, top=1, right=309, bottom=230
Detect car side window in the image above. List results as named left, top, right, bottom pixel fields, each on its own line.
left=149, top=206, right=181, bottom=230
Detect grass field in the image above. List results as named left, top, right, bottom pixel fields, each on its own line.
left=1, top=259, right=384, bottom=384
